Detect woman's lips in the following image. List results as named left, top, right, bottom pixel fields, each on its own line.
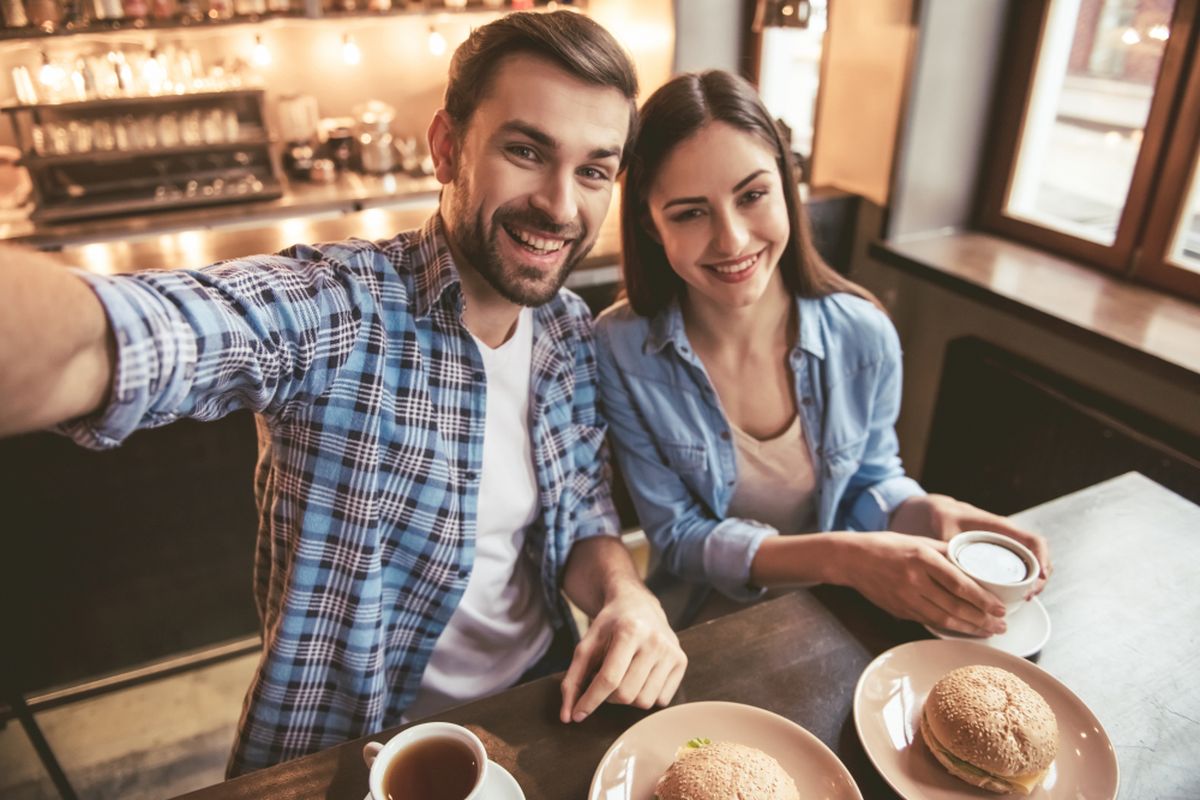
left=704, top=249, right=762, bottom=284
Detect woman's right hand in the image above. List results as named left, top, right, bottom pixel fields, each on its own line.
left=833, top=532, right=1008, bottom=636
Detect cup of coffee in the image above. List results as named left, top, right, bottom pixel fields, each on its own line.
left=947, top=531, right=1040, bottom=613
left=363, top=721, right=487, bottom=800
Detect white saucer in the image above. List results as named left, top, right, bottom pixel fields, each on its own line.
left=485, top=761, right=524, bottom=800
left=922, top=596, right=1051, bottom=658
left=363, top=759, right=524, bottom=800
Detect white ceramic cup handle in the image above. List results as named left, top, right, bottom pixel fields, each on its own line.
left=363, top=741, right=383, bottom=769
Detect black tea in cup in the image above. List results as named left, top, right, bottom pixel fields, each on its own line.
left=383, top=735, right=480, bottom=800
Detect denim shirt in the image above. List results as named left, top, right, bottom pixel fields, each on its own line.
left=595, top=292, right=924, bottom=619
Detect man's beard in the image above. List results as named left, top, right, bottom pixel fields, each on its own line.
left=448, top=191, right=592, bottom=307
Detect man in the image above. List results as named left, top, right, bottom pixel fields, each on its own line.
left=0, top=11, right=685, bottom=775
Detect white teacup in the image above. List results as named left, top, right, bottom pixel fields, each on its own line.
left=948, top=530, right=1040, bottom=614
left=363, top=721, right=488, bottom=800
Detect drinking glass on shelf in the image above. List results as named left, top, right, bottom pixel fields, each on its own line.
left=223, top=107, right=240, bottom=141
left=157, top=111, right=180, bottom=147
left=92, top=117, right=115, bottom=150
left=11, top=66, right=39, bottom=105
left=180, top=108, right=202, bottom=145
left=67, top=119, right=92, bottom=153
left=46, top=122, right=71, bottom=155
left=202, top=106, right=226, bottom=144
left=137, top=115, right=158, bottom=149
left=30, top=124, right=47, bottom=156
left=113, top=114, right=133, bottom=150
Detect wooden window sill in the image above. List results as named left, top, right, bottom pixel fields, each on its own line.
left=869, top=232, right=1200, bottom=388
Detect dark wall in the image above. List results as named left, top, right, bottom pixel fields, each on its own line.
left=923, top=337, right=1200, bottom=514
left=0, top=414, right=260, bottom=694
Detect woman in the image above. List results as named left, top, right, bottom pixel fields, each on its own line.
left=595, top=70, right=1051, bottom=633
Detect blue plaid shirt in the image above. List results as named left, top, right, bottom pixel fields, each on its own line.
left=63, top=215, right=619, bottom=774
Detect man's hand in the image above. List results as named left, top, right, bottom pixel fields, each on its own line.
left=890, top=494, right=1053, bottom=595
left=559, top=580, right=686, bottom=723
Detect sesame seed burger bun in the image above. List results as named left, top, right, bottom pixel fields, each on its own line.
left=654, top=741, right=799, bottom=800
left=920, top=665, right=1058, bottom=795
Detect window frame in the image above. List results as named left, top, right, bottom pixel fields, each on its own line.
left=975, top=0, right=1200, bottom=301
left=1135, top=14, right=1200, bottom=298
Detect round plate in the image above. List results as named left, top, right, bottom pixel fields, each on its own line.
left=923, top=596, right=1052, bottom=658
left=853, top=640, right=1119, bottom=799
left=588, top=700, right=862, bottom=800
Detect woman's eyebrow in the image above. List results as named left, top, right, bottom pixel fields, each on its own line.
left=662, top=169, right=771, bottom=209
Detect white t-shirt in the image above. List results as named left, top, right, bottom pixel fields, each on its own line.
left=404, top=307, right=552, bottom=721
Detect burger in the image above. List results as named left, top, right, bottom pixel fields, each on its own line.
left=920, top=665, right=1059, bottom=795
left=654, top=739, right=798, bottom=800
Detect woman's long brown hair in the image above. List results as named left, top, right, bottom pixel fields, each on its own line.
left=621, top=70, right=880, bottom=317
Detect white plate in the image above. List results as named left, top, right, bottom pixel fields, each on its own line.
left=853, top=640, right=1118, bottom=799
left=363, top=759, right=523, bottom=800
left=588, top=700, right=862, bottom=800
left=923, top=596, right=1052, bottom=658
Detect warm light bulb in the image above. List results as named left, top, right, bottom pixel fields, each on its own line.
left=1121, top=27, right=1141, bottom=45
left=427, top=27, right=446, bottom=56
left=253, top=36, right=271, bottom=67
left=342, top=33, right=361, bottom=66
left=1149, top=23, right=1169, bottom=41
left=38, top=52, right=65, bottom=89
left=144, top=51, right=166, bottom=93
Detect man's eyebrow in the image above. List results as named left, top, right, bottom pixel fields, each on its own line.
left=588, top=146, right=622, bottom=162
left=662, top=169, right=771, bottom=210
left=499, top=120, right=621, bottom=162
left=499, top=120, right=557, bottom=149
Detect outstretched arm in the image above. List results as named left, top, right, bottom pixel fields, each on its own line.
left=0, top=247, right=114, bottom=436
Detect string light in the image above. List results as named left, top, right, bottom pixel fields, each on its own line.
left=1148, top=23, right=1169, bottom=41
left=427, top=26, right=446, bottom=56
left=342, top=33, right=361, bottom=66
left=253, top=35, right=271, bottom=68
left=1121, top=27, right=1141, bottom=45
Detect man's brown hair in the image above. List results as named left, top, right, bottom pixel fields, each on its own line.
left=444, top=10, right=639, bottom=166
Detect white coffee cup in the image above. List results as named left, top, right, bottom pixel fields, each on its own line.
left=362, top=721, right=488, bottom=800
left=947, top=530, right=1040, bottom=613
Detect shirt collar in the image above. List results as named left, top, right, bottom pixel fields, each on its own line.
left=412, top=214, right=463, bottom=320
left=645, top=293, right=828, bottom=361
left=645, top=296, right=688, bottom=355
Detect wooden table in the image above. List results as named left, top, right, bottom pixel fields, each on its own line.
left=175, top=472, right=1200, bottom=799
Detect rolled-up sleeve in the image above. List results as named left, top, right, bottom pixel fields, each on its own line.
left=61, top=270, right=200, bottom=448
left=701, top=518, right=777, bottom=601
left=57, top=246, right=367, bottom=450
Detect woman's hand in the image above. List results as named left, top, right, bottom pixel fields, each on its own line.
left=889, top=494, right=1053, bottom=595
left=831, top=532, right=1009, bottom=636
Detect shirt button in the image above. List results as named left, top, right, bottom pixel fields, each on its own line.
left=801, top=397, right=814, bottom=406
left=465, top=470, right=478, bottom=482
left=719, top=431, right=731, bottom=441
left=473, top=371, right=485, bottom=382
left=727, top=479, right=735, bottom=486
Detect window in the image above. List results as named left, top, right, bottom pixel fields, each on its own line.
left=757, top=0, right=829, bottom=158
left=980, top=0, right=1200, bottom=301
